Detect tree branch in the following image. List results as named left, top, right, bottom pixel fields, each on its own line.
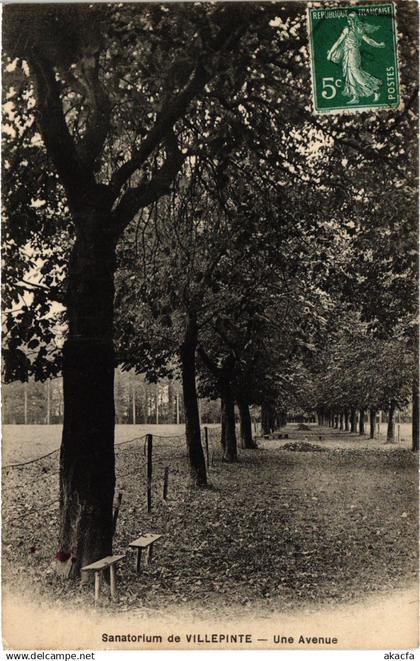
left=111, top=130, right=186, bottom=232
left=197, top=344, right=219, bottom=377
left=27, top=53, right=94, bottom=206
left=109, top=7, right=250, bottom=199
left=16, top=280, right=65, bottom=304
left=76, top=52, right=111, bottom=170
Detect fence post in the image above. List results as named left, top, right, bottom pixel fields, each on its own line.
left=112, top=492, right=123, bottom=534
left=146, top=434, right=153, bottom=513
left=163, top=466, right=169, bottom=500
left=204, top=427, right=210, bottom=469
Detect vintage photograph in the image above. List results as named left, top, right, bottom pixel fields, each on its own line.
left=1, top=0, right=419, bottom=651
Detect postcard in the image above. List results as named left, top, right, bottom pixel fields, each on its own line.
left=2, top=0, right=418, bottom=652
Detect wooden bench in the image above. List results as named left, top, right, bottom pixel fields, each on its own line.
left=129, top=534, right=162, bottom=573
left=82, top=554, right=125, bottom=603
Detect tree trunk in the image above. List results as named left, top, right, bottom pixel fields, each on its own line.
left=359, top=408, right=365, bottom=435
left=131, top=376, right=136, bottom=424
left=143, top=384, right=148, bottom=424
left=221, top=387, right=237, bottom=462
left=412, top=377, right=419, bottom=452
left=176, top=390, right=180, bottom=425
left=46, top=379, right=51, bottom=425
left=167, top=382, right=174, bottom=424
left=387, top=401, right=396, bottom=443
left=237, top=398, right=256, bottom=449
left=180, top=314, right=207, bottom=486
left=350, top=408, right=356, bottom=433
left=59, top=227, right=117, bottom=575
left=369, top=408, right=376, bottom=439
left=23, top=381, right=28, bottom=424
left=261, top=402, right=272, bottom=435
left=339, top=412, right=343, bottom=431
left=221, top=398, right=226, bottom=449
left=155, top=383, right=159, bottom=424
left=344, top=409, right=349, bottom=432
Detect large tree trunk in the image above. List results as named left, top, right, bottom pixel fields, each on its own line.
left=359, top=408, right=365, bottom=435
left=221, top=388, right=237, bottom=462
left=59, top=226, right=117, bottom=575
left=237, top=398, right=256, bottom=449
left=180, top=314, right=207, bottom=486
left=369, top=408, right=376, bottom=440
left=387, top=401, right=396, bottom=442
left=412, top=377, right=419, bottom=452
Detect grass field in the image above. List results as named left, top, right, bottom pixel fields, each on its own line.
left=2, top=423, right=218, bottom=464
left=2, top=423, right=418, bottom=620
left=1, top=420, right=413, bottom=464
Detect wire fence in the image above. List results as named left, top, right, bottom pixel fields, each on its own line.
left=0, top=425, right=230, bottom=573
left=2, top=426, right=224, bottom=527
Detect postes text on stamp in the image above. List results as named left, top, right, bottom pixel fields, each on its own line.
left=308, top=3, right=400, bottom=113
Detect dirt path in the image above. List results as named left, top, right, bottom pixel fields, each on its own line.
left=3, top=428, right=417, bottom=626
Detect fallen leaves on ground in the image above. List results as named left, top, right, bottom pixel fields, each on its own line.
left=2, top=429, right=418, bottom=618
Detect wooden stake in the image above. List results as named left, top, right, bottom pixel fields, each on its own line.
left=112, top=492, right=123, bottom=534
left=94, top=571, right=102, bottom=604
left=146, top=544, right=153, bottom=566
left=109, top=565, right=117, bottom=599
left=204, top=427, right=210, bottom=469
left=163, top=466, right=169, bottom=500
left=136, top=548, right=142, bottom=573
left=146, top=434, right=153, bottom=513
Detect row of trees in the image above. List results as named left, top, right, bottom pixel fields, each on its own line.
left=310, top=322, right=414, bottom=442
left=3, top=3, right=417, bottom=571
left=2, top=372, right=222, bottom=425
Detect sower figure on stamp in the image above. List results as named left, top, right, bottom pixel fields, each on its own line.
left=327, top=12, right=385, bottom=104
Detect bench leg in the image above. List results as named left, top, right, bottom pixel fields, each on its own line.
left=94, top=571, right=102, bottom=604
left=110, top=564, right=117, bottom=599
left=146, top=544, right=153, bottom=566
left=136, top=548, right=142, bottom=573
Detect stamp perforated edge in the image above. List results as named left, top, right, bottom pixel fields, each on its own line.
left=306, top=1, right=405, bottom=115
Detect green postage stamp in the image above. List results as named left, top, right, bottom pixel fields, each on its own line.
left=308, top=3, right=400, bottom=113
